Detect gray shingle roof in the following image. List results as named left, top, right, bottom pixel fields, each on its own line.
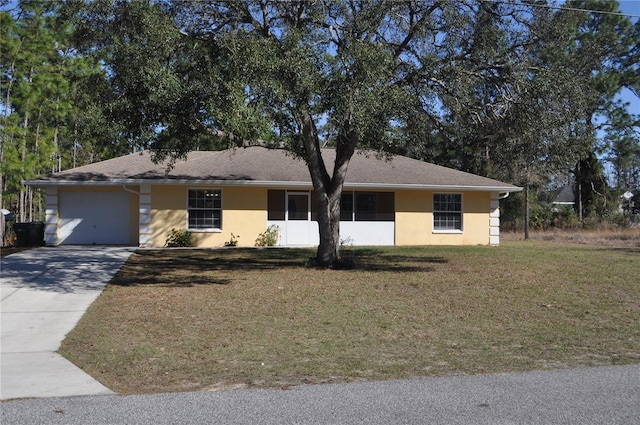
left=552, top=186, right=576, bottom=204
left=25, top=147, right=521, bottom=192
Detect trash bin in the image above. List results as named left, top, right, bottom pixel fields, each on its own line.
left=13, top=221, right=44, bottom=247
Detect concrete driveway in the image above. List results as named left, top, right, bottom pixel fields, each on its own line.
left=0, top=246, right=134, bottom=400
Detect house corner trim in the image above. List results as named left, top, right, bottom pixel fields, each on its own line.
left=139, top=184, right=152, bottom=247
left=45, top=187, right=59, bottom=245
left=489, top=194, right=500, bottom=245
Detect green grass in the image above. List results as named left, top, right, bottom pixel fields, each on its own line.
left=59, top=241, right=640, bottom=395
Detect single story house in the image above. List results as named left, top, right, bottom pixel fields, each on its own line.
left=24, top=147, right=522, bottom=247
left=551, top=186, right=576, bottom=211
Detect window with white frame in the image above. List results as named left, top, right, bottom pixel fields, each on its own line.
left=433, top=193, right=462, bottom=231
left=188, top=189, right=222, bottom=230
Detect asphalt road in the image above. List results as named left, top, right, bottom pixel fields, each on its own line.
left=2, top=364, right=639, bottom=425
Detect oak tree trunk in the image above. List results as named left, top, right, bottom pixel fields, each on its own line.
left=300, top=112, right=355, bottom=267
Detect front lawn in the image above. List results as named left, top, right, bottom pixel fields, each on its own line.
left=59, top=241, right=640, bottom=394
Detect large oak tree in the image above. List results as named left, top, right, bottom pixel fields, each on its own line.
left=71, top=0, right=472, bottom=265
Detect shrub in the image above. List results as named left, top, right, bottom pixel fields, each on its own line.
left=165, top=228, right=192, bottom=247
left=224, top=233, right=240, bottom=247
left=255, top=225, right=280, bottom=246
left=551, top=206, right=580, bottom=230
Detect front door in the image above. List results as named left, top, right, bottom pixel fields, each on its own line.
left=286, top=192, right=310, bottom=245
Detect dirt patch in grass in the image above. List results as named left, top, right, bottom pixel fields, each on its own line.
left=59, top=242, right=640, bottom=395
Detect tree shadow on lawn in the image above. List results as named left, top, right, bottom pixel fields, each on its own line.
left=110, top=247, right=448, bottom=287
left=348, top=248, right=448, bottom=272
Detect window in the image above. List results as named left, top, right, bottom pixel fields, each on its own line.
left=188, top=189, right=222, bottom=230
left=433, top=193, right=462, bottom=231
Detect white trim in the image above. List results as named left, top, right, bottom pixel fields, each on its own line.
left=489, top=192, right=501, bottom=245
left=285, top=191, right=312, bottom=245
left=138, top=184, right=152, bottom=247
left=44, top=187, right=58, bottom=245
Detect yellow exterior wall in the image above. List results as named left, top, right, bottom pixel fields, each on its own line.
left=51, top=185, right=496, bottom=247
left=394, top=190, right=432, bottom=245
left=395, top=190, right=491, bottom=246
left=57, top=186, right=139, bottom=245
left=460, top=191, right=491, bottom=245
left=150, top=185, right=267, bottom=247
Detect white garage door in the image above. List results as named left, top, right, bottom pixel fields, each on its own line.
left=59, top=191, right=132, bottom=245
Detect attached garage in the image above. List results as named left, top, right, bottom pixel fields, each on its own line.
left=58, top=190, right=133, bottom=245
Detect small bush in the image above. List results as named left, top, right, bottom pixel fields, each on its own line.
left=255, top=225, right=280, bottom=246
left=224, top=233, right=240, bottom=247
left=165, top=228, right=192, bottom=247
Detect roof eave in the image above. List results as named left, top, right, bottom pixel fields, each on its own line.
left=23, top=179, right=312, bottom=188
left=344, top=182, right=523, bottom=192
left=24, top=178, right=523, bottom=192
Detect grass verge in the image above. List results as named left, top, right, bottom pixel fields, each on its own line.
left=59, top=241, right=640, bottom=395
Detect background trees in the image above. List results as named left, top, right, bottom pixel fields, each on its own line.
left=1, top=0, right=638, bottom=252
left=1, top=0, right=115, bottom=222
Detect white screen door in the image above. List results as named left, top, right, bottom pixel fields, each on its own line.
left=286, top=192, right=310, bottom=245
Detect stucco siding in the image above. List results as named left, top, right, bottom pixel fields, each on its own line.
left=150, top=185, right=267, bottom=247
left=461, top=191, right=491, bottom=245
left=217, top=186, right=268, bottom=247
left=147, top=186, right=493, bottom=247
left=395, top=190, right=492, bottom=245
left=395, top=190, right=431, bottom=245
left=151, top=186, right=187, bottom=246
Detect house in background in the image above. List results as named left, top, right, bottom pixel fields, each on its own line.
left=550, top=186, right=576, bottom=211
left=24, top=147, right=522, bottom=248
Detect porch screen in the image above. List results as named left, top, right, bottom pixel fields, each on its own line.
left=340, top=192, right=394, bottom=221
left=268, top=190, right=285, bottom=220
